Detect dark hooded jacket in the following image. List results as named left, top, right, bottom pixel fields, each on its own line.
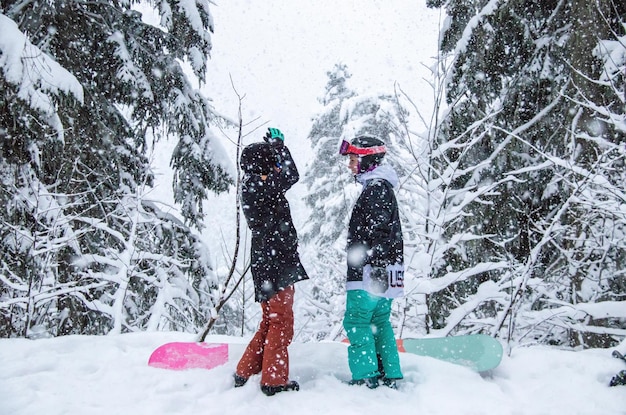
left=346, top=164, right=404, bottom=296
left=240, top=143, right=308, bottom=302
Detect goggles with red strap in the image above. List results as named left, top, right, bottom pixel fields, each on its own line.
left=339, top=140, right=386, bottom=156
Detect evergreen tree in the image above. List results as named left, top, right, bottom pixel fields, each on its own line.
left=301, top=64, right=356, bottom=248
left=299, top=64, right=357, bottom=340
left=426, top=0, right=626, bottom=346
left=0, top=2, right=231, bottom=337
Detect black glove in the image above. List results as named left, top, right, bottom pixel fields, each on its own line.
left=264, top=127, right=285, bottom=146
left=370, top=266, right=389, bottom=294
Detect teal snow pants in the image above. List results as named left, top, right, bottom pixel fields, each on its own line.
left=343, top=289, right=403, bottom=380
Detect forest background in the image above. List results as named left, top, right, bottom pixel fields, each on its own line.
left=1, top=0, right=625, bottom=353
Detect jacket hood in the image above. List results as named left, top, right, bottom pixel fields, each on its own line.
left=356, top=163, right=399, bottom=188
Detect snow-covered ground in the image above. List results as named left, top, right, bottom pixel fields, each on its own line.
left=1, top=332, right=625, bottom=415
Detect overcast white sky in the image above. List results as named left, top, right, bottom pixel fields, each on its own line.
left=203, top=0, right=443, bottom=161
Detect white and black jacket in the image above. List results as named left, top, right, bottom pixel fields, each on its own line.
left=346, top=164, right=404, bottom=298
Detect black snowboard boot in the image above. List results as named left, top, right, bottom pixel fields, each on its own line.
left=380, top=377, right=401, bottom=390
left=233, top=374, right=248, bottom=388
left=610, top=370, right=626, bottom=387
left=347, top=377, right=379, bottom=389
left=261, top=380, right=300, bottom=396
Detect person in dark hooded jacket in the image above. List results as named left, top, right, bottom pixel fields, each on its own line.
left=339, top=135, right=404, bottom=390
left=233, top=127, right=308, bottom=396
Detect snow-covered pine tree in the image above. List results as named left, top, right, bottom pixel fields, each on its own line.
left=0, top=15, right=87, bottom=337
left=298, top=64, right=357, bottom=340
left=0, top=2, right=231, bottom=337
left=63, top=186, right=219, bottom=335
left=299, top=64, right=423, bottom=340
left=426, top=0, right=626, bottom=347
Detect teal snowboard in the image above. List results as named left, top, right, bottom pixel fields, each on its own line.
left=400, top=334, right=503, bottom=372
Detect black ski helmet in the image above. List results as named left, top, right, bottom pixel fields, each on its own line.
left=349, top=135, right=386, bottom=173
left=240, top=142, right=275, bottom=175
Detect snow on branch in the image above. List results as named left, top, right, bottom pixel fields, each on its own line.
left=430, top=280, right=508, bottom=337
left=108, top=30, right=154, bottom=100
left=410, top=261, right=509, bottom=294
left=453, top=0, right=501, bottom=58
left=544, top=300, right=626, bottom=320
left=594, top=30, right=626, bottom=88
left=0, top=14, right=83, bottom=142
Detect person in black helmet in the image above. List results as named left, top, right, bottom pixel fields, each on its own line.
left=234, top=127, right=309, bottom=396
left=339, top=135, right=404, bottom=389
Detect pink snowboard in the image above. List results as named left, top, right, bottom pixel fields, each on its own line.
left=148, top=342, right=228, bottom=370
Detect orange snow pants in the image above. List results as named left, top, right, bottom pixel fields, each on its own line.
left=235, top=285, right=295, bottom=387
